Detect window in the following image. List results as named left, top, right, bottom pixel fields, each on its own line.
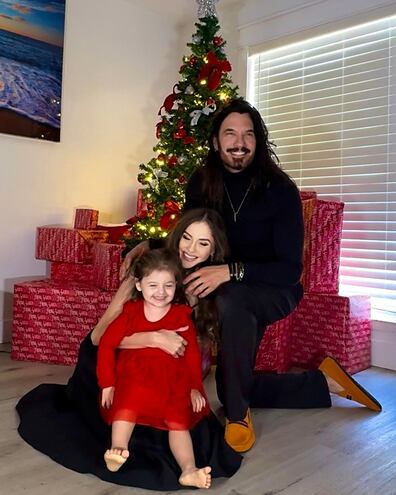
left=248, top=16, right=396, bottom=322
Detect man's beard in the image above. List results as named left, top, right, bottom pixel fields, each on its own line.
left=223, top=146, right=251, bottom=170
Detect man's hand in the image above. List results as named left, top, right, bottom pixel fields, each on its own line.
left=191, top=389, right=206, bottom=413
left=184, top=265, right=230, bottom=298
left=119, top=240, right=149, bottom=281
left=102, top=386, right=115, bottom=408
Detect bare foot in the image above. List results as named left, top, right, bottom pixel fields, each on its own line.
left=104, top=447, right=129, bottom=472
left=179, top=466, right=212, bottom=489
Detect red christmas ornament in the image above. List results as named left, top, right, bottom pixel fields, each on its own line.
left=198, top=51, right=232, bottom=91
left=173, top=120, right=187, bottom=139
left=183, top=136, right=196, bottom=145
left=173, top=128, right=187, bottom=139
left=157, top=153, right=166, bottom=162
left=189, top=55, right=198, bottom=66
left=164, top=200, right=180, bottom=212
left=213, top=36, right=223, bottom=46
left=178, top=175, right=186, bottom=184
left=167, top=156, right=178, bottom=167
left=160, top=211, right=180, bottom=230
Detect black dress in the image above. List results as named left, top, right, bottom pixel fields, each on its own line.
left=16, top=333, right=242, bottom=491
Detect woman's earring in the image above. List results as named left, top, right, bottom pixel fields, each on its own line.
left=210, top=253, right=214, bottom=262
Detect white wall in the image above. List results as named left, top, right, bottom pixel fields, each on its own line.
left=0, top=0, right=181, bottom=341
left=222, top=0, right=396, bottom=370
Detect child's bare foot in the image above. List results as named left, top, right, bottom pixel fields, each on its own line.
left=179, top=466, right=211, bottom=489
left=104, top=447, right=129, bottom=472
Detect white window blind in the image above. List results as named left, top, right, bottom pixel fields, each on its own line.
left=248, top=16, right=396, bottom=322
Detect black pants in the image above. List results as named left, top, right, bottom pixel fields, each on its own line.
left=215, top=282, right=331, bottom=421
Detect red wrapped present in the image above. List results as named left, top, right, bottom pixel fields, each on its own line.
left=254, top=312, right=294, bottom=372
left=290, top=293, right=371, bottom=374
left=11, top=280, right=101, bottom=365
left=36, top=226, right=109, bottom=263
left=97, top=224, right=130, bottom=244
left=96, top=290, right=118, bottom=319
left=51, top=262, right=94, bottom=284
left=301, top=194, right=344, bottom=294
left=92, top=243, right=123, bottom=290
left=74, top=208, right=99, bottom=230
left=137, top=188, right=148, bottom=216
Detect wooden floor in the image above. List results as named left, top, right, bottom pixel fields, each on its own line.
left=1, top=348, right=396, bottom=495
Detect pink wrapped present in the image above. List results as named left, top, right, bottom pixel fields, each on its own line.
left=74, top=208, right=99, bottom=230
left=290, top=293, right=371, bottom=374
left=36, top=226, right=109, bottom=263
left=254, top=312, right=294, bottom=372
left=92, top=243, right=123, bottom=290
left=96, top=290, right=118, bottom=319
left=11, top=280, right=101, bottom=365
left=51, top=262, right=94, bottom=284
left=301, top=194, right=344, bottom=294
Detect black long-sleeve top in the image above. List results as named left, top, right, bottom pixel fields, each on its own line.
left=184, top=167, right=304, bottom=287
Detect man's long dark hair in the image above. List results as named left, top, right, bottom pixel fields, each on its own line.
left=200, top=98, right=293, bottom=209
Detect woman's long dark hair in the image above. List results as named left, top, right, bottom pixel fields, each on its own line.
left=201, top=98, right=294, bottom=209
left=166, top=208, right=229, bottom=344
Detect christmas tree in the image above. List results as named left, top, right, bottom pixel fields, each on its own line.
left=124, top=0, right=239, bottom=250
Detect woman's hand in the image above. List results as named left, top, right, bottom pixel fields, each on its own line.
left=191, top=389, right=206, bottom=413
left=91, top=277, right=134, bottom=345
left=119, top=240, right=149, bottom=281
left=101, top=386, right=114, bottom=408
left=184, top=265, right=230, bottom=298
left=119, top=327, right=189, bottom=358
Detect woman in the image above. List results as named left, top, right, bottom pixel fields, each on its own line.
left=16, top=209, right=242, bottom=491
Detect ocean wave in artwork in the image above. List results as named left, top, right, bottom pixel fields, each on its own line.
left=0, top=29, right=63, bottom=129
left=0, top=56, right=61, bottom=128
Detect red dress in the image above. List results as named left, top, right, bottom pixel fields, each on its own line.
left=97, top=300, right=209, bottom=431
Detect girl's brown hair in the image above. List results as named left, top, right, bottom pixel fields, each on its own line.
left=131, top=248, right=186, bottom=305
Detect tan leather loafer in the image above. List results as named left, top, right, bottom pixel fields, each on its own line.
left=319, top=356, right=382, bottom=412
left=225, top=408, right=256, bottom=453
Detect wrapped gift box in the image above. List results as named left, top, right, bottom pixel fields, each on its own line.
left=96, top=290, right=118, bottom=319
left=290, top=293, right=371, bottom=374
left=92, top=243, right=123, bottom=290
left=300, top=191, right=344, bottom=293
left=36, top=226, right=109, bottom=263
left=97, top=224, right=130, bottom=244
left=301, top=194, right=344, bottom=294
left=11, top=280, right=101, bottom=365
left=254, top=312, right=294, bottom=372
left=74, top=208, right=99, bottom=230
left=51, top=262, right=94, bottom=284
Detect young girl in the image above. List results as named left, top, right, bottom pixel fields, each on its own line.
left=97, top=248, right=212, bottom=489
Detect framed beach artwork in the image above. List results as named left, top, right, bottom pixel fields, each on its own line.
left=0, top=0, right=65, bottom=142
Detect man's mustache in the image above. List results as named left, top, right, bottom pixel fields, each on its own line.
left=226, top=147, right=250, bottom=154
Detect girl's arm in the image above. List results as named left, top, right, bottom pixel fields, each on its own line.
left=96, top=309, right=129, bottom=389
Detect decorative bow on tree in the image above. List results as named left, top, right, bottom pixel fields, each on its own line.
left=198, top=51, right=231, bottom=90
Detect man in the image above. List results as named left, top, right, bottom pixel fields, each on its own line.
left=183, top=98, right=381, bottom=453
